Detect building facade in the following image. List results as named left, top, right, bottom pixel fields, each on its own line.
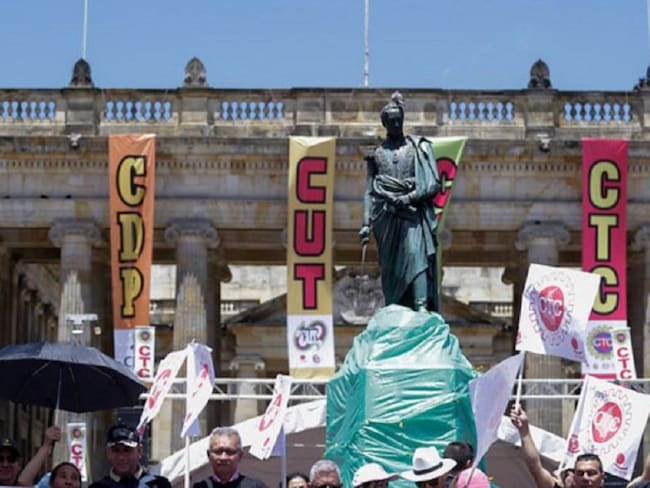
left=2, top=57, right=650, bottom=474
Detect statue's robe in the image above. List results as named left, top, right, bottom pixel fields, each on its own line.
left=369, top=135, right=440, bottom=310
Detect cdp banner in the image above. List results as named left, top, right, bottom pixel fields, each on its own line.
left=109, top=135, right=156, bottom=365
left=581, top=139, right=628, bottom=378
left=287, top=137, right=336, bottom=378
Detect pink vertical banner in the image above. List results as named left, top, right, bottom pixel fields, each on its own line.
left=581, top=139, right=628, bottom=378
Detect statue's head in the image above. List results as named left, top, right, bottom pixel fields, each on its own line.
left=380, top=91, right=404, bottom=137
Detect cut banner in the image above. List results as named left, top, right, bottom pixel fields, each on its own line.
left=516, top=263, right=600, bottom=363
left=287, top=137, right=336, bottom=378
left=562, top=375, right=650, bottom=480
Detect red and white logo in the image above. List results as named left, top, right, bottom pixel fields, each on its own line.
left=586, top=387, right=632, bottom=455
left=526, top=272, right=575, bottom=347
left=592, top=402, right=622, bottom=443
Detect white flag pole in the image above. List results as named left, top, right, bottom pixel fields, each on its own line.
left=281, top=428, right=287, bottom=488
left=514, top=351, right=525, bottom=407
left=82, top=0, right=89, bottom=59
left=184, top=435, right=190, bottom=488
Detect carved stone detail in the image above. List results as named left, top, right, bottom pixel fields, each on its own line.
left=69, top=58, right=94, bottom=88
left=528, top=59, right=552, bottom=90
left=164, top=219, right=219, bottom=248
left=632, top=224, right=650, bottom=251
left=333, top=270, right=384, bottom=325
left=48, top=219, right=101, bottom=247
left=228, top=354, right=266, bottom=373
left=515, top=221, right=569, bottom=251
left=183, top=57, right=208, bottom=88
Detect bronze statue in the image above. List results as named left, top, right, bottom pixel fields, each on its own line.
left=359, top=92, right=441, bottom=312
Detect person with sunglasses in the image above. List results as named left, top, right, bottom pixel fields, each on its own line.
left=0, top=437, right=23, bottom=486
left=400, top=447, right=456, bottom=488
left=307, top=460, right=342, bottom=488
left=89, top=424, right=171, bottom=488
left=194, top=427, right=267, bottom=488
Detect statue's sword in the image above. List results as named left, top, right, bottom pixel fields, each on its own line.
left=360, top=241, right=368, bottom=278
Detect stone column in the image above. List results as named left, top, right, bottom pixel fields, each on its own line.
left=164, top=219, right=219, bottom=451
left=229, top=355, right=266, bottom=424
left=515, top=221, right=570, bottom=435
left=48, top=219, right=101, bottom=465
left=48, top=219, right=101, bottom=343
left=502, top=263, right=527, bottom=351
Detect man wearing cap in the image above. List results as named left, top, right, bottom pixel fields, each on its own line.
left=400, top=447, right=456, bottom=488
left=194, top=427, right=267, bottom=488
left=89, top=424, right=171, bottom=488
left=0, top=437, right=23, bottom=486
left=352, top=463, right=397, bottom=488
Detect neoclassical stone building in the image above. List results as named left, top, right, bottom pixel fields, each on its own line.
left=2, top=57, right=650, bottom=475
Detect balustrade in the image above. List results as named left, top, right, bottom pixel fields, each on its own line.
left=0, top=87, right=646, bottom=135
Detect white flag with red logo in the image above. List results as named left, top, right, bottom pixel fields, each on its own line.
left=249, top=374, right=292, bottom=460
left=137, top=348, right=188, bottom=433
left=562, top=375, right=650, bottom=480
left=181, top=343, right=216, bottom=438
left=515, top=263, right=600, bottom=363
left=469, top=352, right=525, bottom=465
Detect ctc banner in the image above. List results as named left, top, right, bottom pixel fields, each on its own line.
left=287, top=137, right=336, bottom=378
left=581, top=139, right=628, bottom=378
left=67, top=422, right=88, bottom=482
left=109, top=135, right=156, bottom=365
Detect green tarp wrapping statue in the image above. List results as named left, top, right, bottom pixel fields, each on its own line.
left=359, top=92, right=441, bottom=312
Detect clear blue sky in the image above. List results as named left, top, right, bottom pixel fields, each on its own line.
left=2, top=0, right=649, bottom=91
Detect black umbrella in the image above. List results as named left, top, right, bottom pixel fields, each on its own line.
left=0, top=341, right=146, bottom=413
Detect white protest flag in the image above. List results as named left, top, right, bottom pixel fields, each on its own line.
left=562, top=375, right=650, bottom=480
left=516, top=263, right=600, bottom=363
left=181, top=343, right=216, bottom=438
left=469, top=352, right=524, bottom=464
left=137, top=348, right=188, bottom=433
left=249, top=374, right=292, bottom=460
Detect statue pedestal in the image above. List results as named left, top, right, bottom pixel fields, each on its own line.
left=325, top=305, right=477, bottom=487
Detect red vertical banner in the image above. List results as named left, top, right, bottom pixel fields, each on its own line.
left=109, top=135, right=156, bottom=366
left=581, top=138, right=628, bottom=377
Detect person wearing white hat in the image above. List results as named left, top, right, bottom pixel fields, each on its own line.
left=400, top=447, right=456, bottom=488
left=352, top=463, right=398, bottom=488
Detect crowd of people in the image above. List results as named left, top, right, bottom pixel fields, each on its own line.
left=1, top=410, right=649, bottom=488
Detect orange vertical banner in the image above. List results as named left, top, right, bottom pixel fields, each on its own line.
left=109, top=135, right=156, bottom=365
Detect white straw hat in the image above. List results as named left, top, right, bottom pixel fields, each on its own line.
left=353, top=463, right=398, bottom=487
left=400, top=447, right=456, bottom=482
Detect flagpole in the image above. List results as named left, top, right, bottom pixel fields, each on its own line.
left=363, top=0, right=369, bottom=87
left=514, top=352, right=525, bottom=407
left=647, top=0, right=650, bottom=62
left=184, top=435, right=190, bottom=488
left=281, top=428, right=287, bottom=488
left=82, top=0, right=88, bottom=59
